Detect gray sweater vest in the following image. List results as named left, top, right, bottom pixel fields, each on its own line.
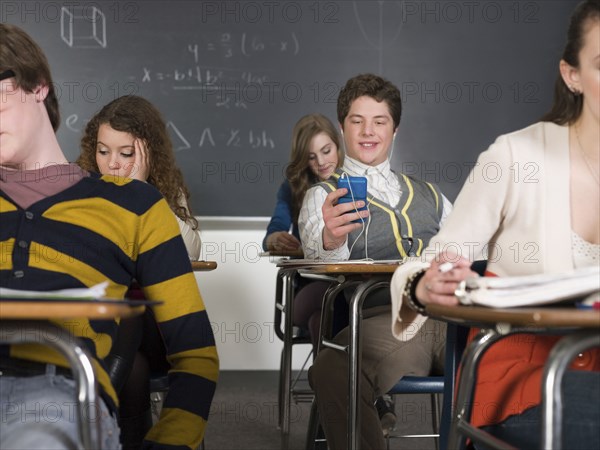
left=319, top=171, right=443, bottom=260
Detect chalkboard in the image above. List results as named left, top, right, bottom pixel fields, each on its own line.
left=3, top=1, right=574, bottom=216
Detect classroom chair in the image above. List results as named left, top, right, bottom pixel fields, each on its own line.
left=149, top=371, right=169, bottom=421
left=384, top=375, right=444, bottom=449
left=304, top=322, right=467, bottom=450
left=385, top=322, right=468, bottom=450
left=106, top=315, right=143, bottom=394
left=106, top=314, right=152, bottom=449
left=108, top=311, right=205, bottom=448
left=382, top=262, right=485, bottom=448
left=304, top=260, right=485, bottom=450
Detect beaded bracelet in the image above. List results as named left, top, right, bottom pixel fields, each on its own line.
left=403, top=269, right=427, bottom=315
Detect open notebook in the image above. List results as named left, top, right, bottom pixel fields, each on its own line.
left=455, top=266, right=600, bottom=308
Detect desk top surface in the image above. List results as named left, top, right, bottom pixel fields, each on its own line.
left=426, top=303, right=600, bottom=329
left=297, top=263, right=399, bottom=274
left=276, top=260, right=400, bottom=274
left=191, top=260, right=218, bottom=271
left=0, top=299, right=147, bottom=320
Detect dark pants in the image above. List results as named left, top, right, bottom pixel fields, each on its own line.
left=292, top=280, right=349, bottom=352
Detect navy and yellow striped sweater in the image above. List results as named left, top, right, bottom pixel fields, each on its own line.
left=0, top=174, right=219, bottom=450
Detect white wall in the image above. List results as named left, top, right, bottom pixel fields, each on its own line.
left=195, top=217, right=311, bottom=371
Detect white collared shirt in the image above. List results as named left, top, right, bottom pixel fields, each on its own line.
left=298, top=156, right=452, bottom=260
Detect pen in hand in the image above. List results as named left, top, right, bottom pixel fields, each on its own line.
left=438, top=261, right=454, bottom=273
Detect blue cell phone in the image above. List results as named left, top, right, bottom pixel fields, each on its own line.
left=337, top=176, right=368, bottom=224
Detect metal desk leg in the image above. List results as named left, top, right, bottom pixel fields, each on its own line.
left=281, top=269, right=296, bottom=438
left=542, top=331, right=600, bottom=450
left=275, top=269, right=285, bottom=430
left=318, top=279, right=361, bottom=354
left=448, top=328, right=509, bottom=450
left=0, top=321, right=101, bottom=450
left=347, top=278, right=393, bottom=450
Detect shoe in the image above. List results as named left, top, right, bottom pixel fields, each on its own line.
left=374, top=394, right=397, bottom=437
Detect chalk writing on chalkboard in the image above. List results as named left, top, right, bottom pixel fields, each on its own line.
left=4, top=0, right=570, bottom=216
left=353, top=2, right=403, bottom=74
left=60, top=6, right=107, bottom=48
left=135, top=31, right=300, bottom=110
left=166, top=122, right=191, bottom=152
left=198, top=128, right=276, bottom=150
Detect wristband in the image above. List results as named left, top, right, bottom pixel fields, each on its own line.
left=403, top=269, right=427, bottom=315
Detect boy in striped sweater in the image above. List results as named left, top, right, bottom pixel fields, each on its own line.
left=0, top=23, right=218, bottom=450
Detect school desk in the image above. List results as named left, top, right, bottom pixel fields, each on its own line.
left=295, top=261, right=401, bottom=450
left=425, top=302, right=600, bottom=450
left=0, top=298, right=148, bottom=449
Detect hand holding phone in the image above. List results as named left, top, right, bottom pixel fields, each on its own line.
left=337, top=176, right=367, bottom=224
left=321, top=176, right=369, bottom=250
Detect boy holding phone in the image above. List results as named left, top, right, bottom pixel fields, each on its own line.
left=298, top=73, right=452, bottom=449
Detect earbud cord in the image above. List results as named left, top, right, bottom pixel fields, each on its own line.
left=340, top=128, right=375, bottom=261
left=343, top=170, right=366, bottom=258
left=342, top=169, right=374, bottom=261
left=388, top=132, right=397, bottom=162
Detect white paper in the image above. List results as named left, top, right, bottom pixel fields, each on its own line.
left=0, top=281, right=109, bottom=300
left=457, top=266, right=600, bottom=308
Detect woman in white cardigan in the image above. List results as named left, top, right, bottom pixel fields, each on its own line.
left=391, top=1, right=599, bottom=448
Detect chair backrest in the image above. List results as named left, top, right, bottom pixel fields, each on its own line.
left=105, top=314, right=144, bottom=393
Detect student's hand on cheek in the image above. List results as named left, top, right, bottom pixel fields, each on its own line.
left=129, top=139, right=150, bottom=182
left=321, top=188, right=368, bottom=250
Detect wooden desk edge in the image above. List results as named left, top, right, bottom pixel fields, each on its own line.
left=192, top=260, right=218, bottom=271
left=426, top=304, right=600, bottom=328
left=0, top=302, right=146, bottom=320
left=297, top=264, right=399, bottom=274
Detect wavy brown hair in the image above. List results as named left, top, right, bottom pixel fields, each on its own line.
left=78, top=95, right=198, bottom=228
left=285, top=113, right=343, bottom=222
left=541, top=0, right=600, bottom=125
